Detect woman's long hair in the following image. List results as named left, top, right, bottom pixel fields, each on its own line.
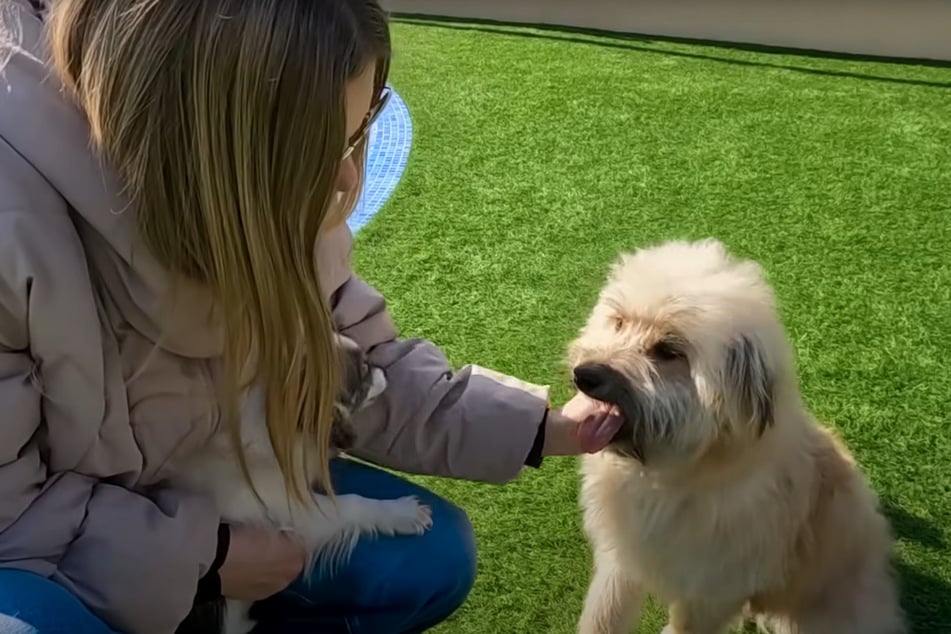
left=47, top=0, right=391, bottom=501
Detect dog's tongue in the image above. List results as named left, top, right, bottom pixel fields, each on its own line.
left=578, top=407, right=624, bottom=453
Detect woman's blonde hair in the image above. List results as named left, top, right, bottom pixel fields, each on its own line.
left=47, top=0, right=391, bottom=501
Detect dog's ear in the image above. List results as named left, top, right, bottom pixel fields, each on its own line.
left=722, top=335, right=774, bottom=435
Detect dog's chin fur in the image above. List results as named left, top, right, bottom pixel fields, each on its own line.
left=171, top=334, right=432, bottom=634
left=570, top=239, right=905, bottom=634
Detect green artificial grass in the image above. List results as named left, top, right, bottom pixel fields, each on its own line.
left=352, top=19, right=951, bottom=634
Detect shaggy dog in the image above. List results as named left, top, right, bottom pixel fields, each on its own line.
left=173, top=334, right=432, bottom=634
left=569, top=239, right=904, bottom=634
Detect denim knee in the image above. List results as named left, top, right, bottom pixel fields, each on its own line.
left=422, top=501, right=477, bottom=613
left=250, top=460, right=481, bottom=633
left=0, top=569, right=116, bottom=634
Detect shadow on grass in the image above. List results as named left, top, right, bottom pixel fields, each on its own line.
left=393, top=15, right=951, bottom=90
left=881, top=500, right=951, bottom=633
left=895, top=561, right=951, bottom=634
left=882, top=500, right=947, bottom=550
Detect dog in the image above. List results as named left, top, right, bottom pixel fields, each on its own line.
left=172, top=333, right=432, bottom=634
left=568, top=239, right=905, bottom=634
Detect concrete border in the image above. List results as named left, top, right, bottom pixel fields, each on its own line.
left=383, top=0, right=951, bottom=63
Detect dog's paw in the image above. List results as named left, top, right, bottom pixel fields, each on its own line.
left=659, top=626, right=676, bottom=634
left=377, top=495, right=433, bottom=536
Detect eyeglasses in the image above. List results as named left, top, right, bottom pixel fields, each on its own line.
left=342, top=87, right=392, bottom=162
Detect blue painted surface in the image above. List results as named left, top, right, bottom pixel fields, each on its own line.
left=347, top=87, right=413, bottom=234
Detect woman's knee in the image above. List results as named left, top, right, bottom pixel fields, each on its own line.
left=400, top=496, right=477, bottom=617
left=327, top=458, right=478, bottom=599
left=352, top=494, right=477, bottom=616
left=432, top=499, right=477, bottom=592
left=0, top=569, right=116, bottom=634
left=253, top=490, right=479, bottom=633
left=270, top=460, right=479, bottom=630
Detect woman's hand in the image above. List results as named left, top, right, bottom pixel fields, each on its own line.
left=542, top=392, right=623, bottom=456
left=218, top=524, right=308, bottom=600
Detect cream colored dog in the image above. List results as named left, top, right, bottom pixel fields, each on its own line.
left=569, top=239, right=905, bottom=634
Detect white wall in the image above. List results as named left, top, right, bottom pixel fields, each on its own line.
left=383, top=0, right=951, bottom=62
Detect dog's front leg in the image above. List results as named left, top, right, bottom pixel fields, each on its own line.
left=578, top=553, right=644, bottom=634
left=662, top=599, right=744, bottom=634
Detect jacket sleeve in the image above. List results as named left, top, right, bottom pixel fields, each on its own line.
left=326, top=227, right=550, bottom=484
left=0, top=220, right=219, bottom=634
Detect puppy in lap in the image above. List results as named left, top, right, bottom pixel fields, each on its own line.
left=173, top=333, right=432, bottom=634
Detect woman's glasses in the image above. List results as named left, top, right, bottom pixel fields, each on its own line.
left=342, top=87, right=392, bottom=162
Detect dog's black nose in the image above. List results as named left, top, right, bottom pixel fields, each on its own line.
left=573, top=364, right=612, bottom=395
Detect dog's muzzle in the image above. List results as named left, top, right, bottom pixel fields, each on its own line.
left=573, top=363, right=644, bottom=459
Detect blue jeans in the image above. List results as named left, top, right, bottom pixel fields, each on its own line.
left=0, top=459, right=477, bottom=634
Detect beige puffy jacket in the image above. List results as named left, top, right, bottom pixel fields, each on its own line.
left=0, top=1, right=549, bottom=632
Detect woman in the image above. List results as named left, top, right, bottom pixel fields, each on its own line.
left=0, top=1, right=620, bottom=633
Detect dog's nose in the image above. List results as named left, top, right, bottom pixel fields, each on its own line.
left=573, top=364, right=611, bottom=395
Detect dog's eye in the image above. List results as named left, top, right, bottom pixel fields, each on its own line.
left=651, top=340, right=684, bottom=361
left=612, top=316, right=624, bottom=332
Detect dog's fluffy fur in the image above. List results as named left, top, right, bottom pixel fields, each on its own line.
left=172, top=334, right=432, bottom=634
left=569, top=239, right=904, bottom=634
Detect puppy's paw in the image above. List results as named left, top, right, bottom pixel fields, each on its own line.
left=377, top=496, right=433, bottom=536
left=659, top=625, right=676, bottom=634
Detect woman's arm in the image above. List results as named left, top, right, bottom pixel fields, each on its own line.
left=322, top=225, right=613, bottom=483
left=336, top=277, right=547, bottom=482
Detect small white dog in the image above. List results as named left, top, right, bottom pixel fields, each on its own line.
left=173, top=334, right=432, bottom=634
left=569, top=239, right=905, bottom=634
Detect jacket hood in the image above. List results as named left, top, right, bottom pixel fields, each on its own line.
left=0, top=0, right=222, bottom=357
